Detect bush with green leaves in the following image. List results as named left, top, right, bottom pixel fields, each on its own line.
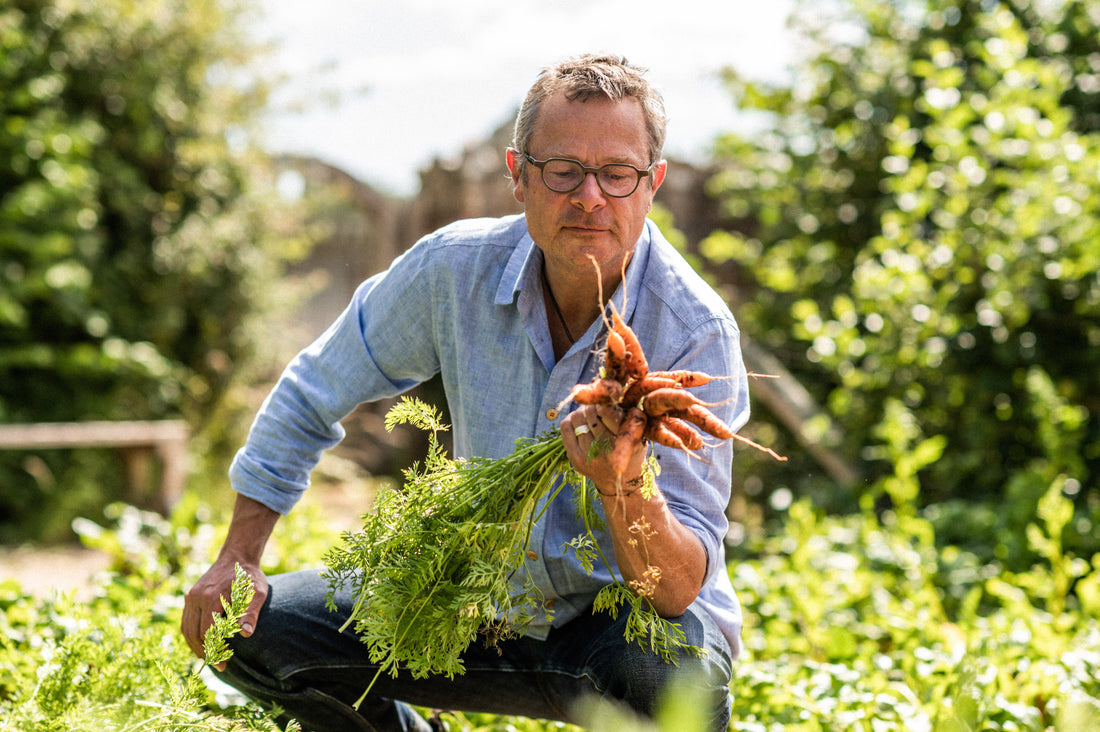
left=728, top=478, right=1100, bottom=732
left=705, top=0, right=1100, bottom=567
left=0, top=499, right=292, bottom=731
left=0, top=0, right=309, bottom=541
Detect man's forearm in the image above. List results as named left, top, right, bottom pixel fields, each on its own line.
left=182, top=493, right=280, bottom=661
left=600, top=485, right=707, bottom=618
left=217, top=493, right=281, bottom=565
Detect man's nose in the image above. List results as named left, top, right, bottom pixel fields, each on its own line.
left=570, top=171, right=606, bottom=210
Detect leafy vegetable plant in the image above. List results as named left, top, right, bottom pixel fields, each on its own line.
left=323, top=397, right=700, bottom=706
left=203, top=563, right=256, bottom=669
left=322, top=398, right=583, bottom=694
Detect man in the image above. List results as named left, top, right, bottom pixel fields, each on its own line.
left=182, top=54, right=750, bottom=731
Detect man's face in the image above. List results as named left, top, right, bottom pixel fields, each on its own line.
left=508, top=93, right=666, bottom=278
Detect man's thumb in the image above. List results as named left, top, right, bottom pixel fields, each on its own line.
left=240, top=609, right=259, bottom=637
left=239, top=571, right=266, bottom=638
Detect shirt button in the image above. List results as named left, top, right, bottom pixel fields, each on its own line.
left=545, top=408, right=559, bottom=421
left=526, top=550, right=538, bottom=561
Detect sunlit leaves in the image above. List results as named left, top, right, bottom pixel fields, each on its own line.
left=3, top=488, right=1099, bottom=730
left=729, top=497, right=1100, bottom=731
left=706, top=0, right=1100, bottom=525
left=0, top=0, right=301, bottom=540
left=0, top=501, right=304, bottom=731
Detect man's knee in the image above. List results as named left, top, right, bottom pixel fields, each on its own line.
left=602, top=606, right=732, bottom=725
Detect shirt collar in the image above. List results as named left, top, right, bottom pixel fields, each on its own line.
left=494, top=216, right=654, bottom=326
left=496, top=226, right=540, bottom=306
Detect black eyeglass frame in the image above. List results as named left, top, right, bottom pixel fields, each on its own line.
left=521, top=152, right=656, bottom=198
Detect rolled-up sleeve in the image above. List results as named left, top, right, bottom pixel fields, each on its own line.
left=229, top=242, right=442, bottom=514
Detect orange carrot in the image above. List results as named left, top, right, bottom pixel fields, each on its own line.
left=647, top=369, right=718, bottom=389
left=609, top=407, right=646, bottom=478
left=646, top=416, right=704, bottom=451
left=661, top=416, right=706, bottom=450
left=672, top=403, right=735, bottom=440
left=610, top=304, right=647, bottom=382
left=566, top=378, right=624, bottom=406
left=641, top=388, right=708, bottom=417
left=622, top=376, right=681, bottom=406
left=604, top=328, right=627, bottom=382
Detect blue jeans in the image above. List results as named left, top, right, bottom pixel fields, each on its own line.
left=217, top=569, right=733, bottom=731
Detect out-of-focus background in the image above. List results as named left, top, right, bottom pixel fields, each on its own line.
left=2, top=0, right=1100, bottom=729
left=254, top=0, right=797, bottom=195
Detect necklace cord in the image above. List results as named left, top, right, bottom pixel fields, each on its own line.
left=542, top=261, right=576, bottom=344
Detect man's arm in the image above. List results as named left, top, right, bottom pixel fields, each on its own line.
left=181, top=493, right=280, bottom=669
left=561, top=405, right=707, bottom=618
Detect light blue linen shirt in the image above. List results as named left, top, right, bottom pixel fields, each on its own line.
left=229, top=214, right=750, bottom=655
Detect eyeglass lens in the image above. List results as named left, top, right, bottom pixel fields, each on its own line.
left=540, top=159, right=643, bottom=197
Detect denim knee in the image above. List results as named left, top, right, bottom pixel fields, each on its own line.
left=601, top=605, right=732, bottom=730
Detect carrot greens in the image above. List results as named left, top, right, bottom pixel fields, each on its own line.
left=202, top=562, right=256, bottom=670
left=321, top=397, right=699, bottom=707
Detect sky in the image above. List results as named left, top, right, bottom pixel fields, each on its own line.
left=251, top=0, right=799, bottom=196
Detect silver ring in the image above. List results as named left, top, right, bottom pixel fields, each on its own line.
left=574, top=424, right=591, bottom=437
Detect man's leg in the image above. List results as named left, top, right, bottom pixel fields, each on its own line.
left=216, top=569, right=578, bottom=730
left=216, top=569, right=732, bottom=731
left=506, top=597, right=734, bottom=730
left=214, top=569, right=434, bottom=731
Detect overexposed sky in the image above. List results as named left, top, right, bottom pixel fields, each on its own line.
left=252, top=0, right=798, bottom=195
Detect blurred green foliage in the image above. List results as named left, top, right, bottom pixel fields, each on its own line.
left=728, top=489, right=1100, bottom=731
left=0, top=0, right=309, bottom=540
left=708, top=0, right=1100, bottom=568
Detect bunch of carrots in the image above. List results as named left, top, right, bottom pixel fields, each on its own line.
left=563, top=298, right=785, bottom=484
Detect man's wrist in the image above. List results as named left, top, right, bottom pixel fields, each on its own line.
left=595, top=471, right=647, bottom=498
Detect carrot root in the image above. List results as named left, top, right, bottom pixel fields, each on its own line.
left=562, top=378, right=624, bottom=408
left=672, top=404, right=735, bottom=440
left=732, top=433, right=789, bottom=462
left=566, top=254, right=787, bottom=464
left=641, top=388, right=711, bottom=418
left=647, top=416, right=704, bottom=452
left=610, top=407, right=647, bottom=479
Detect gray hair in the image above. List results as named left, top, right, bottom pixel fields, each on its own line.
left=512, top=54, right=667, bottom=175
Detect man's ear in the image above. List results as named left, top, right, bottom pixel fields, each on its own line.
left=506, top=148, right=525, bottom=203
left=649, top=160, right=668, bottom=196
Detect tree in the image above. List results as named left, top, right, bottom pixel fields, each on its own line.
left=707, top=0, right=1100, bottom=564
left=0, top=0, right=303, bottom=540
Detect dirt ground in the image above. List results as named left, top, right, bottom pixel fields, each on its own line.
left=0, top=543, right=112, bottom=599
left=0, top=457, right=376, bottom=600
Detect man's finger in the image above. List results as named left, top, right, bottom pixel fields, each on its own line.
left=180, top=600, right=206, bottom=659
left=239, top=586, right=266, bottom=637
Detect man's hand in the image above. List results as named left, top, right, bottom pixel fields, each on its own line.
left=180, top=494, right=279, bottom=670
left=561, top=404, right=647, bottom=494
left=560, top=403, right=707, bottom=617
left=182, top=556, right=268, bottom=670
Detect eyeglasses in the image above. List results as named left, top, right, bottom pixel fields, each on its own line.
left=522, top=153, right=654, bottom=198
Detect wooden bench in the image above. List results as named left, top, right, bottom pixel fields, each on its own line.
left=0, top=420, right=190, bottom=515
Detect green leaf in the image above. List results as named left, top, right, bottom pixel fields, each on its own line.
left=202, top=563, right=256, bottom=668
